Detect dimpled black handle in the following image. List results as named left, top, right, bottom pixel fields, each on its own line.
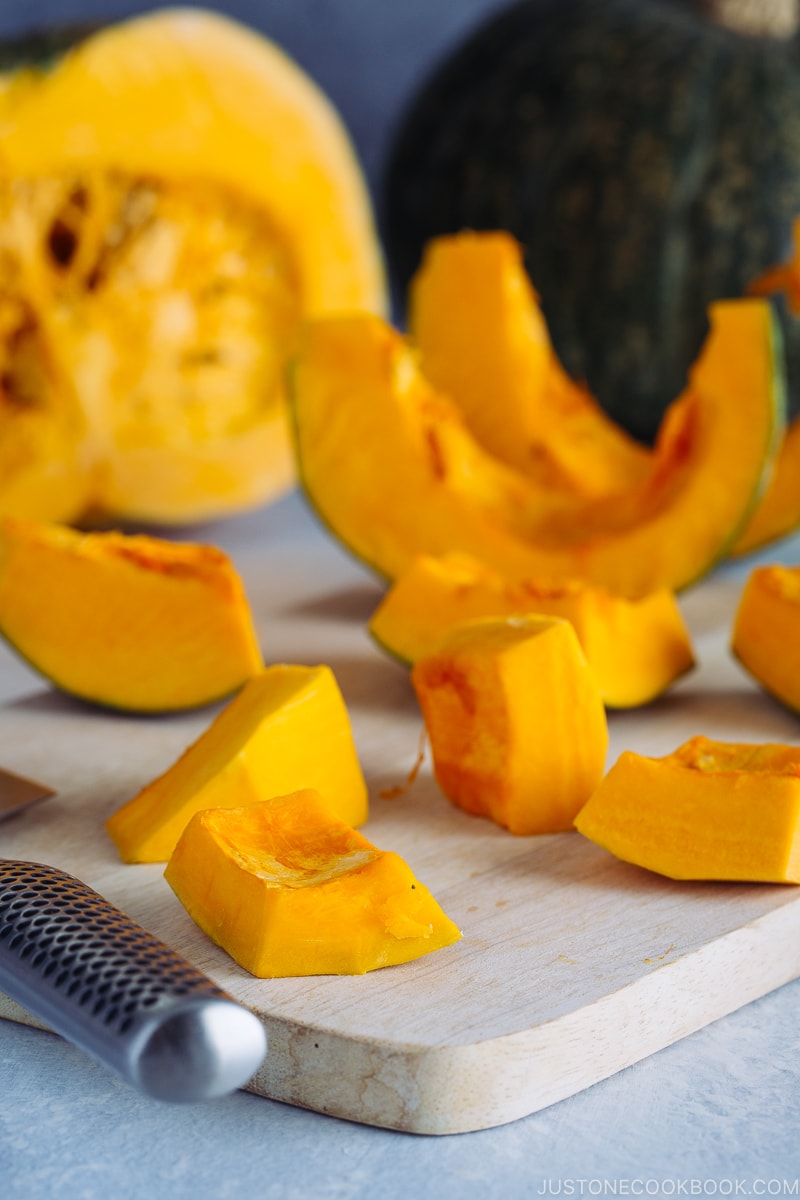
left=0, top=859, right=267, bottom=1101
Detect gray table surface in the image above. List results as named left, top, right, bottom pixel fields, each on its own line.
left=3, top=968, right=800, bottom=1197
left=1, top=1, right=799, bottom=1192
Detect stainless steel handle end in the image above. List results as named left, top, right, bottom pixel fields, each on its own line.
left=133, top=997, right=268, bottom=1102
left=0, top=859, right=268, bottom=1103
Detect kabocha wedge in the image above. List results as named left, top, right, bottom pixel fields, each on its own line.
left=411, top=615, right=608, bottom=835
left=409, top=231, right=652, bottom=498
left=370, top=552, right=694, bottom=708
left=731, top=417, right=800, bottom=555
left=165, top=789, right=461, bottom=977
left=291, top=298, right=783, bottom=598
left=106, top=665, right=368, bottom=863
left=0, top=517, right=263, bottom=712
left=730, top=218, right=800, bottom=554
left=731, top=566, right=800, bottom=713
left=0, top=8, right=386, bottom=525
left=575, top=737, right=800, bottom=882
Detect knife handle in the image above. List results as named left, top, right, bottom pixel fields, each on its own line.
left=0, top=859, right=267, bottom=1102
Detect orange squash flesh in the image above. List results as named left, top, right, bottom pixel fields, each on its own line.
left=411, top=615, right=608, bottom=835
left=291, top=299, right=782, bottom=598
left=164, top=789, right=461, bottom=977
left=370, top=552, right=694, bottom=708
left=409, top=231, right=652, bottom=498
left=0, top=517, right=263, bottom=712
left=575, top=737, right=800, bottom=882
left=731, top=565, right=800, bottom=714
left=105, top=664, right=368, bottom=863
left=0, top=9, right=386, bottom=525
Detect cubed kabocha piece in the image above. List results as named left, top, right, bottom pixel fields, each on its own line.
left=411, top=614, right=608, bottom=835
left=164, top=788, right=461, bottom=977
left=731, top=565, right=800, bottom=714
left=370, top=551, right=694, bottom=708
left=575, top=736, right=800, bottom=882
left=106, top=664, right=367, bottom=863
left=0, top=517, right=263, bottom=712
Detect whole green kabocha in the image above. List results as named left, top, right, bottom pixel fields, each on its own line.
left=384, top=0, right=800, bottom=443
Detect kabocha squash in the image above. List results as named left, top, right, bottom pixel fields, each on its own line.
left=384, top=0, right=800, bottom=443
left=731, top=566, right=800, bottom=713
left=165, top=789, right=461, bottom=977
left=411, top=615, right=608, bottom=835
left=731, top=416, right=800, bottom=554
left=291, top=297, right=783, bottom=598
left=370, top=552, right=695, bottom=709
left=409, top=231, right=652, bottom=498
left=0, top=517, right=262, bottom=712
left=105, top=665, right=367, bottom=863
left=575, top=736, right=800, bottom=882
left=0, top=8, right=386, bottom=525
left=733, top=220, right=800, bottom=553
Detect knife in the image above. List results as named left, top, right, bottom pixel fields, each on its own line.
left=0, top=769, right=267, bottom=1103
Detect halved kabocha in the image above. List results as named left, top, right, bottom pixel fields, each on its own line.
left=411, top=614, right=608, bottom=835
left=731, top=565, right=800, bottom=714
left=0, top=517, right=262, bottom=712
left=106, top=664, right=368, bottom=863
left=165, top=789, right=461, bottom=977
left=0, top=9, right=385, bottom=525
left=291, top=293, right=783, bottom=599
left=370, top=552, right=694, bottom=708
left=575, top=736, right=800, bottom=883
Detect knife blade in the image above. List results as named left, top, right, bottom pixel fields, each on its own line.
left=0, top=767, right=55, bottom=820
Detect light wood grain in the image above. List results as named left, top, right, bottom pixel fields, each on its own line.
left=2, top=494, right=800, bottom=1134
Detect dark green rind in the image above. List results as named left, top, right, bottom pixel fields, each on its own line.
left=384, top=0, right=800, bottom=443
left=367, top=625, right=414, bottom=671
left=675, top=305, right=787, bottom=594
left=0, top=24, right=97, bottom=74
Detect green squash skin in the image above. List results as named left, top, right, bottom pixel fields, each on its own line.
left=0, top=25, right=97, bottom=73
left=384, top=0, right=800, bottom=444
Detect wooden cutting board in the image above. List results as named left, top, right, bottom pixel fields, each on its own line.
left=2, top=494, right=800, bottom=1135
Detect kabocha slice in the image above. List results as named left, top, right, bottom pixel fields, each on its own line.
left=106, top=665, right=367, bottom=863
left=409, top=231, right=652, bottom=498
left=370, top=552, right=694, bottom=708
left=575, top=737, right=800, bottom=883
left=165, top=789, right=461, bottom=977
left=734, top=220, right=800, bottom=554
left=293, top=297, right=782, bottom=597
left=731, top=416, right=800, bottom=555
left=411, top=615, right=608, bottom=835
left=0, top=517, right=262, bottom=712
left=0, top=8, right=386, bottom=525
left=731, top=566, right=800, bottom=713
